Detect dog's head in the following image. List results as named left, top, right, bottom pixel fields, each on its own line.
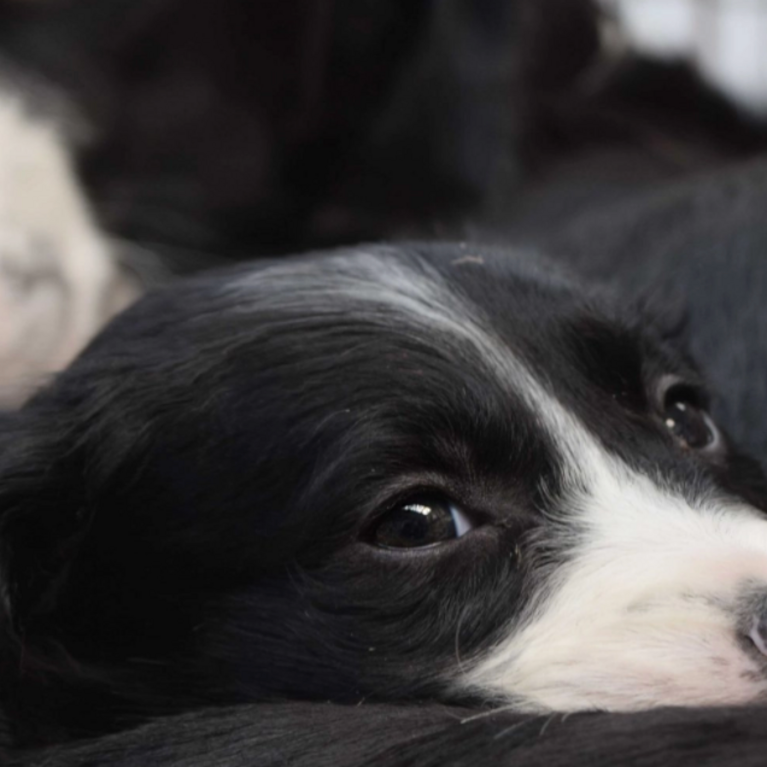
left=2, top=243, right=767, bottom=740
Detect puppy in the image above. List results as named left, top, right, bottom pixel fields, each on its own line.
left=3, top=242, right=767, bottom=749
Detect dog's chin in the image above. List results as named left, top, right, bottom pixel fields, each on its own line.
left=463, top=547, right=767, bottom=712
left=467, top=609, right=767, bottom=713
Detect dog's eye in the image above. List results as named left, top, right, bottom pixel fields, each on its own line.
left=371, top=497, right=473, bottom=549
left=661, top=384, right=719, bottom=451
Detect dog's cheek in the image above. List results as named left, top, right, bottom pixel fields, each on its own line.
left=196, top=530, right=530, bottom=703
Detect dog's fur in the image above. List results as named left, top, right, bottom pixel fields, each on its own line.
left=12, top=702, right=767, bottom=767
left=0, top=80, right=137, bottom=407
left=0, top=0, right=599, bottom=404
left=4, top=2, right=767, bottom=764
left=3, top=242, right=767, bottom=763
left=5, top=0, right=763, bottom=255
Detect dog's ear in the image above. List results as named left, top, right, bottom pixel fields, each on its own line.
left=630, top=282, right=691, bottom=350
left=0, top=408, right=88, bottom=632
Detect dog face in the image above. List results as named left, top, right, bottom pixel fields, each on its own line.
left=3, top=243, right=767, bottom=738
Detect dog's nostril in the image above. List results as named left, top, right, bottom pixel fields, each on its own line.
left=747, top=617, right=767, bottom=657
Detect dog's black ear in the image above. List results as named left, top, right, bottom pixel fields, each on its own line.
left=0, top=408, right=88, bottom=632
left=630, top=282, right=691, bottom=350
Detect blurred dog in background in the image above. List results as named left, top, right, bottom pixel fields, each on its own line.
left=0, top=60, right=136, bottom=406
left=0, top=0, right=765, bottom=407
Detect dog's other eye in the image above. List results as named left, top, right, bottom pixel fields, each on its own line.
left=661, top=384, right=720, bottom=452
left=371, top=497, right=473, bottom=549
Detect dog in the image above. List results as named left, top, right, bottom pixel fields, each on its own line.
left=4, top=3, right=767, bottom=763
left=4, top=241, right=767, bottom=759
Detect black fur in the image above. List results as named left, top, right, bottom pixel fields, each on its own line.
left=12, top=703, right=767, bottom=767
left=5, top=0, right=763, bottom=266
left=1, top=0, right=593, bottom=257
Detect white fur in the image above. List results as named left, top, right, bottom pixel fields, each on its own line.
left=0, top=92, right=136, bottom=406
left=601, top=0, right=767, bottom=116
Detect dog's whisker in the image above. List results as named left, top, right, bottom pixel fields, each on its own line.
left=460, top=704, right=521, bottom=724
left=538, top=713, right=559, bottom=738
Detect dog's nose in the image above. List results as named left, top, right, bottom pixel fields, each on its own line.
left=748, top=616, right=767, bottom=657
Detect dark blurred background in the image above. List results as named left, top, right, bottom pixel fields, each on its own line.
left=2, top=0, right=766, bottom=267
left=3, top=0, right=767, bottom=413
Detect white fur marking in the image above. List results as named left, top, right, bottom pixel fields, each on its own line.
left=0, top=91, right=135, bottom=405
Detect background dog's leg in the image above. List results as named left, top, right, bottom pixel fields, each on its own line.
left=0, top=91, right=138, bottom=407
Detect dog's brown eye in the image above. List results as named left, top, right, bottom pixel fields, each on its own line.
left=372, top=497, right=473, bottom=549
left=661, top=385, right=719, bottom=451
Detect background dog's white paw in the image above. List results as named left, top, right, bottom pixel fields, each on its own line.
left=0, top=94, right=138, bottom=407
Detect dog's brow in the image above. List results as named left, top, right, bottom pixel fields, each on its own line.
left=231, top=249, right=651, bottom=491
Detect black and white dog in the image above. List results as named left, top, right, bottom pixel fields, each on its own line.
left=4, top=240, right=767, bottom=761
left=4, top=2, right=767, bottom=764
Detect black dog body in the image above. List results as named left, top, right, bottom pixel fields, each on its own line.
left=3, top=242, right=767, bottom=761
left=14, top=701, right=767, bottom=767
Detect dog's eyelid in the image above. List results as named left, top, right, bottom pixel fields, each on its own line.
left=365, top=482, right=462, bottom=519
left=654, top=374, right=710, bottom=411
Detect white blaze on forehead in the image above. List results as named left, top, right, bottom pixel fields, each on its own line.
left=233, top=249, right=562, bottom=407
left=234, top=250, right=483, bottom=332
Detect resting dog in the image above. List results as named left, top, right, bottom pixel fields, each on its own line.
left=3, top=242, right=767, bottom=752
